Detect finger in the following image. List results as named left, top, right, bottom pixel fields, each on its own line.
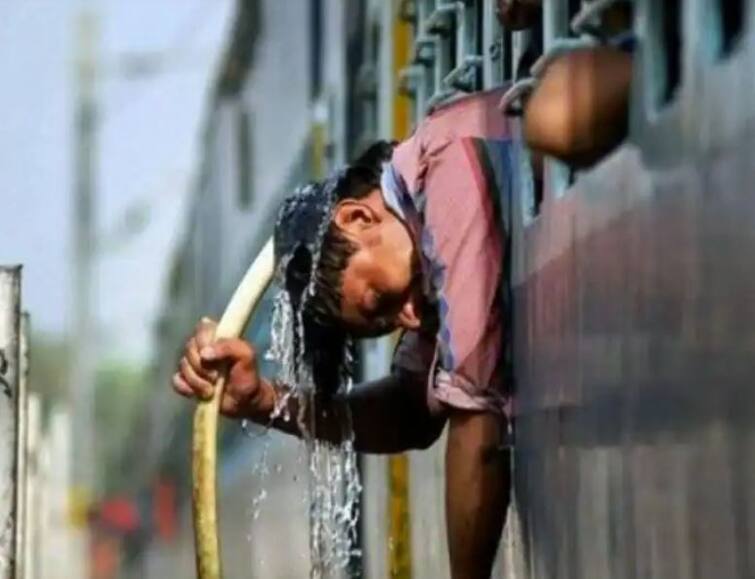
left=195, top=317, right=217, bottom=350
left=172, top=372, right=194, bottom=398
left=186, top=337, right=218, bottom=381
left=201, top=339, right=255, bottom=364
left=180, top=357, right=214, bottom=400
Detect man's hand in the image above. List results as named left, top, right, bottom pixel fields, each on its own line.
left=172, top=317, right=276, bottom=420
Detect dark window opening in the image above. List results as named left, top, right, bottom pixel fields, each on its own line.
left=516, top=25, right=543, bottom=80
left=474, top=4, right=484, bottom=89
left=531, top=153, right=544, bottom=217
left=445, top=17, right=457, bottom=72
left=502, top=28, right=513, bottom=80
left=567, top=167, right=577, bottom=187
left=533, top=169, right=544, bottom=216
left=656, top=0, right=682, bottom=107
left=718, top=0, right=745, bottom=57
left=237, top=108, right=253, bottom=209
left=568, top=0, right=582, bottom=24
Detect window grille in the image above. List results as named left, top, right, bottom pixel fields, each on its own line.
left=402, top=0, right=488, bottom=120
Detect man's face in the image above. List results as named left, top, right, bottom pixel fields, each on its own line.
left=339, top=243, right=421, bottom=337
left=333, top=190, right=423, bottom=338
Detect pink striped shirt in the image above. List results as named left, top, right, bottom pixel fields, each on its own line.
left=382, top=88, right=518, bottom=416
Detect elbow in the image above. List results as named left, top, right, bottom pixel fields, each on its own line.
left=408, top=415, right=446, bottom=450
left=523, top=47, right=633, bottom=168
left=523, top=83, right=577, bottom=161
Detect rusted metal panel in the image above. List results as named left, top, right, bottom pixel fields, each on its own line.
left=0, top=267, right=21, bottom=578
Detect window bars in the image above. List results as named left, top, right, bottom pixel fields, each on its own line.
left=398, top=1, right=635, bottom=118
left=401, top=0, right=487, bottom=120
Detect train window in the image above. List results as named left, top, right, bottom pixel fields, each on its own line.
left=502, top=28, right=513, bottom=81
left=533, top=156, right=544, bottom=216
left=652, top=0, right=683, bottom=108
left=568, top=0, right=581, bottom=20
left=520, top=147, right=544, bottom=221
left=237, top=108, right=253, bottom=209
left=717, top=0, right=745, bottom=57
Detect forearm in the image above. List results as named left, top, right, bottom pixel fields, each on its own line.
left=241, top=373, right=446, bottom=453
left=445, top=411, right=510, bottom=579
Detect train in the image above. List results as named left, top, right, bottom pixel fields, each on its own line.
left=126, top=1, right=755, bottom=578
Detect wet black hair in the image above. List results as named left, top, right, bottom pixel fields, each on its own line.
left=276, top=140, right=395, bottom=396
left=306, top=140, right=396, bottom=329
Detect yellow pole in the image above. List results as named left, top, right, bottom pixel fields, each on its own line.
left=387, top=3, right=414, bottom=577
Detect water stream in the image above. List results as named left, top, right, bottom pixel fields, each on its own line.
left=261, top=266, right=362, bottom=578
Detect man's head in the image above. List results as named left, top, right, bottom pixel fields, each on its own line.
left=275, top=141, right=423, bottom=339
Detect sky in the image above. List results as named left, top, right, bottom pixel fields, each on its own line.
left=0, top=0, right=235, bottom=362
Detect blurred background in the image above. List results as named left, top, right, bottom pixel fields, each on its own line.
left=0, top=1, right=238, bottom=577
left=2, top=1, right=754, bottom=579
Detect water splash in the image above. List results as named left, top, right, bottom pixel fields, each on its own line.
left=264, top=259, right=362, bottom=578
left=241, top=426, right=272, bottom=522
left=242, top=175, right=363, bottom=576
left=250, top=488, right=267, bottom=521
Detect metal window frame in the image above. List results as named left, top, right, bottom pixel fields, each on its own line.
left=402, top=0, right=644, bottom=213
left=403, top=0, right=488, bottom=120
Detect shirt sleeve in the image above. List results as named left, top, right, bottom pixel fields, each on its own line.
left=420, top=136, right=508, bottom=414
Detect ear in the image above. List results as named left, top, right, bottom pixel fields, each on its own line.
left=333, top=200, right=379, bottom=236
left=396, top=300, right=421, bottom=330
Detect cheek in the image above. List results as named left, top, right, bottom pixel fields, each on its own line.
left=383, top=256, right=413, bottom=293
left=339, top=265, right=363, bottom=320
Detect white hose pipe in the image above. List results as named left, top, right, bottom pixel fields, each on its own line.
left=192, top=238, right=275, bottom=579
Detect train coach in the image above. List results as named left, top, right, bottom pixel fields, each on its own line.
left=131, top=1, right=755, bottom=578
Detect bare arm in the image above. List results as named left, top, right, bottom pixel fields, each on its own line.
left=173, top=319, right=445, bottom=454
left=445, top=410, right=510, bottom=579
left=257, top=372, right=447, bottom=454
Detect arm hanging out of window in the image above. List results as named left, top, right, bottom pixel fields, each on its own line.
left=523, top=46, right=633, bottom=169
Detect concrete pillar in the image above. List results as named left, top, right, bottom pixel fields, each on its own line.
left=0, top=266, right=21, bottom=578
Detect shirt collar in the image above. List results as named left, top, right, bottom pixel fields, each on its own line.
left=379, top=161, right=408, bottom=221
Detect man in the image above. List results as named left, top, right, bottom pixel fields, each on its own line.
left=174, top=88, right=517, bottom=578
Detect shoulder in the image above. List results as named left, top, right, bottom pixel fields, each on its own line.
left=390, top=87, right=520, bottom=196
left=421, top=86, right=518, bottom=142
